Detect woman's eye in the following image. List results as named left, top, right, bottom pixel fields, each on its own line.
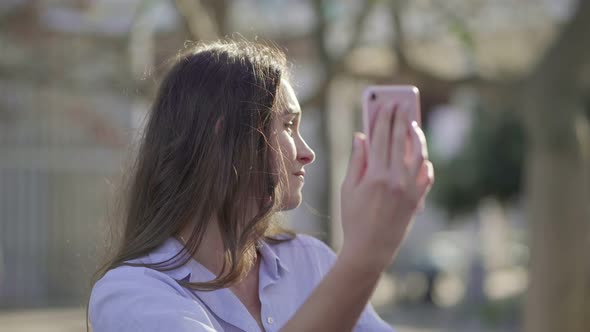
left=284, top=121, right=295, bottom=135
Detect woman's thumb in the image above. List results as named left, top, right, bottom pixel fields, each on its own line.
left=343, top=133, right=366, bottom=188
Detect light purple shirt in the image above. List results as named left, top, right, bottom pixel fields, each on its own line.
left=89, top=234, right=395, bottom=332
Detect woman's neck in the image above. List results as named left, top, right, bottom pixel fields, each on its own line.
left=177, top=218, right=264, bottom=328
left=177, top=220, right=259, bottom=277
left=177, top=221, right=226, bottom=275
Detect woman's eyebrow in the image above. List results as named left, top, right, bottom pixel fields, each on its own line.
left=283, top=108, right=301, bottom=116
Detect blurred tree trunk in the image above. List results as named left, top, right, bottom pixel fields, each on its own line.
left=521, top=1, right=590, bottom=331
left=174, top=0, right=226, bottom=40
left=308, top=0, right=376, bottom=244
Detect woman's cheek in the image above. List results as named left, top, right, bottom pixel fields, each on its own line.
left=278, top=133, right=295, bottom=159
left=287, top=136, right=298, bottom=160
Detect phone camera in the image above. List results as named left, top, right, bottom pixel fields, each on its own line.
left=370, top=92, right=376, bottom=101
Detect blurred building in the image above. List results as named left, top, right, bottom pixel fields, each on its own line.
left=0, top=0, right=569, bottom=320
left=1, top=0, right=139, bottom=307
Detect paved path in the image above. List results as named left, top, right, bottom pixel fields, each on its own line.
left=0, top=308, right=88, bottom=332
left=0, top=307, right=512, bottom=332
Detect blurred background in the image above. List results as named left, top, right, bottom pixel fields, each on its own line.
left=0, top=0, right=588, bottom=331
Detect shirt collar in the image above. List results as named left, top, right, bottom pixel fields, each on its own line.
left=147, top=236, right=193, bottom=281
left=257, top=238, right=289, bottom=280
left=148, top=236, right=289, bottom=282
left=148, top=236, right=290, bottom=332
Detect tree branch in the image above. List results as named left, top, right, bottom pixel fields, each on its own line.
left=391, top=0, right=408, bottom=68
left=174, top=0, right=219, bottom=41
left=302, top=0, right=377, bottom=109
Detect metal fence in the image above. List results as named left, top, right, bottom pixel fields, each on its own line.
left=0, top=81, right=131, bottom=308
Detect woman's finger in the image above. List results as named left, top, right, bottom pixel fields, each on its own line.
left=409, top=122, right=428, bottom=179
left=390, top=106, right=408, bottom=179
left=369, top=102, right=394, bottom=171
left=343, top=133, right=367, bottom=189
left=416, top=160, right=435, bottom=196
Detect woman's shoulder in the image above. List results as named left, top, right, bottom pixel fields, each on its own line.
left=90, top=264, right=188, bottom=313
left=269, top=232, right=332, bottom=249
left=269, top=233, right=337, bottom=272
left=92, top=263, right=182, bottom=292
left=290, top=233, right=334, bottom=252
left=89, top=265, right=213, bottom=332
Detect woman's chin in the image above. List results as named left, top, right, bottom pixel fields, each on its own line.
left=280, top=193, right=302, bottom=211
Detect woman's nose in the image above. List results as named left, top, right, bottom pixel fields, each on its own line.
left=298, top=141, right=315, bottom=165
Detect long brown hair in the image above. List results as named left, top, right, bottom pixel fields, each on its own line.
left=87, top=39, right=296, bottom=328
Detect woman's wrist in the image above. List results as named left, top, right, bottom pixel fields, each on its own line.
left=338, top=242, right=389, bottom=277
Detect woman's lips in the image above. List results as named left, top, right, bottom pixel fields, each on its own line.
left=293, top=170, right=305, bottom=181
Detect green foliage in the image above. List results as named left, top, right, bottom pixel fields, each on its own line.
left=448, top=17, right=475, bottom=52
left=478, top=294, right=523, bottom=328
left=431, top=106, right=526, bottom=216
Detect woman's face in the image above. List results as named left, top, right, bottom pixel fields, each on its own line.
left=272, top=81, right=315, bottom=210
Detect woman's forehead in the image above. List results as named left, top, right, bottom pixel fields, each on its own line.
left=280, top=81, right=301, bottom=115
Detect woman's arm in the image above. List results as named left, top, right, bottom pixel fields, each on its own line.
left=281, top=104, right=433, bottom=331
left=280, top=249, right=386, bottom=332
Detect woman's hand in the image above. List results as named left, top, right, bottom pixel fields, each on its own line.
left=340, top=102, right=434, bottom=270
left=279, top=104, right=430, bottom=331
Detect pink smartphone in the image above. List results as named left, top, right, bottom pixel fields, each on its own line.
left=362, top=85, right=421, bottom=143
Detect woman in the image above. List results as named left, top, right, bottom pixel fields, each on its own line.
left=88, top=39, right=434, bottom=332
